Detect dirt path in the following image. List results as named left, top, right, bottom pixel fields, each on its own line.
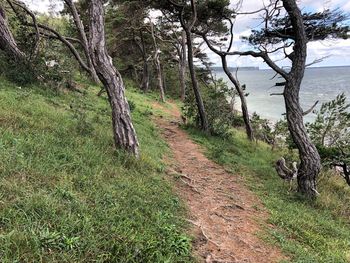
left=154, top=102, right=285, bottom=263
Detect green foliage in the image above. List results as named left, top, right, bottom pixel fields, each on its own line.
left=0, top=52, right=37, bottom=85
left=250, top=114, right=294, bottom=150
left=307, top=93, right=350, bottom=148
left=251, top=113, right=274, bottom=144
left=185, top=126, right=350, bottom=263
left=182, top=78, right=237, bottom=136
left=0, top=77, right=192, bottom=262
left=307, top=94, right=350, bottom=184
left=245, top=9, right=349, bottom=46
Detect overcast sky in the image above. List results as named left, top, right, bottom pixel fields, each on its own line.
left=23, top=0, right=350, bottom=68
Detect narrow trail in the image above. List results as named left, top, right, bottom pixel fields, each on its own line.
left=153, top=102, right=285, bottom=263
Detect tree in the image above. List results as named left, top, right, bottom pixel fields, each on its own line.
left=157, top=13, right=187, bottom=100
left=133, top=29, right=151, bottom=92
left=0, top=4, right=25, bottom=60
left=195, top=0, right=254, bottom=140
left=6, top=0, right=98, bottom=82
left=229, top=0, right=349, bottom=197
left=307, top=94, right=350, bottom=186
left=89, top=0, right=139, bottom=156
left=149, top=19, right=166, bottom=102
left=63, top=0, right=99, bottom=83
left=3, top=0, right=140, bottom=156
left=153, top=0, right=209, bottom=132
left=106, top=0, right=151, bottom=92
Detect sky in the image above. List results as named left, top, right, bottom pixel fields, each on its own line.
left=22, top=0, right=350, bottom=68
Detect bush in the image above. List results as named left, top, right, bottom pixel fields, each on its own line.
left=306, top=94, right=350, bottom=185
left=0, top=52, right=37, bottom=86
left=182, top=78, right=238, bottom=136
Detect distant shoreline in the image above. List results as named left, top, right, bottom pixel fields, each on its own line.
left=211, top=65, right=350, bottom=72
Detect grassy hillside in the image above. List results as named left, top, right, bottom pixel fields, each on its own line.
left=0, top=78, right=192, bottom=262
left=186, top=127, right=350, bottom=263
left=2, top=75, right=350, bottom=263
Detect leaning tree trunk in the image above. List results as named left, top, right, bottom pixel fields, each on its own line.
left=179, top=30, right=187, bottom=101
left=221, top=55, right=254, bottom=141
left=185, top=29, right=209, bottom=132
left=284, top=81, right=321, bottom=196
left=0, top=6, right=25, bottom=60
left=283, top=0, right=321, bottom=196
left=89, top=0, right=139, bottom=156
left=64, top=0, right=99, bottom=84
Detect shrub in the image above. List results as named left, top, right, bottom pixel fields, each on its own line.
left=0, top=52, right=37, bottom=86
left=182, top=78, right=239, bottom=136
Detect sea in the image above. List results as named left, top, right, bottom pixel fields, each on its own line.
left=214, top=66, right=350, bottom=123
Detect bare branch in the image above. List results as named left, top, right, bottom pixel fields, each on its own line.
left=303, top=101, right=319, bottom=116
left=305, top=55, right=331, bottom=67
left=6, top=0, right=40, bottom=55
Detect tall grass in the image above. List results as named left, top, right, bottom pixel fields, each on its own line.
left=0, top=78, right=192, bottom=262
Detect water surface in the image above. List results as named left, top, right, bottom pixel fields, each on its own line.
left=215, top=66, right=350, bottom=122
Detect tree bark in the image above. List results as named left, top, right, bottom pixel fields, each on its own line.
left=139, top=30, right=150, bottom=92
left=284, top=81, right=321, bottom=196
left=141, top=60, right=150, bottom=92
left=150, top=21, right=165, bottom=102
left=179, top=30, right=187, bottom=101
left=89, top=0, right=139, bottom=156
left=64, top=0, right=99, bottom=84
left=221, top=55, right=254, bottom=141
left=185, top=28, right=208, bottom=132
left=0, top=6, right=25, bottom=60
left=283, top=0, right=321, bottom=196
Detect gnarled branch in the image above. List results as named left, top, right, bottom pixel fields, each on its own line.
left=303, top=100, right=319, bottom=116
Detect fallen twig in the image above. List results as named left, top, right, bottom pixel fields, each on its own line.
left=221, top=204, right=245, bottom=210
left=212, top=212, right=237, bottom=222
left=180, top=178, right=201, bottom=194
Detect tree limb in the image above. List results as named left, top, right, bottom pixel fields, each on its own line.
left=303, top=100, right=319, bottom=116
left=6, top=0, right=40, bottom=56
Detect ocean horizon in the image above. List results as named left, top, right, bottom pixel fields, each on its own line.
left=214, top=66, right=350, bottom=123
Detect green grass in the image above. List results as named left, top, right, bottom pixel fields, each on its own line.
left=0, top=78, right=192, bottom=262
left=185, top=127, right=350, bottom=263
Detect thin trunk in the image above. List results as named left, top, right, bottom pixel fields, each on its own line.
left=0, top=6, right=25, bottom=60
left=178, top=0, right=208, bottom=132
left=89, top=0, right=139, bottom=157
left=155, top=54, right=165, bottom=102
left=179, top=30, right=187, bottom=101
left=221, top=56, right=254, bottom=141
left=150, top=21, right=165, bottom=102
left=139, top=30, right=150, bottom=92
left=283, top=0, right=321, bottom=196
left=341, top=163, right=350, bottom=186
left=64, top=0, right=99, bottom=83
left=141, top=60, right=150, bottom=92
left=185, top=29, right=209, bottom=132
left=161, top=63, right=166, bottom=93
